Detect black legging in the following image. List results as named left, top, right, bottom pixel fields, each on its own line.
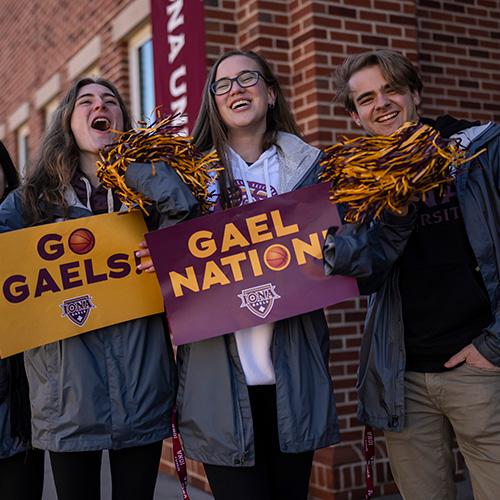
left=204, top=385, right=314, bottom=500
left=49, top=441, right=163, bottom=500
left=0, top=448, right=45, bottom=500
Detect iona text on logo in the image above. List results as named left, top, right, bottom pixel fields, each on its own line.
left=60, top=295, right=96, bottom=327
left=238, top=283, right=280, bottom=319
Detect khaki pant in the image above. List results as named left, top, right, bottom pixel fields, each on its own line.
left=384, top=364, right=500, bottom=500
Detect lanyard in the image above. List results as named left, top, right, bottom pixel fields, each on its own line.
left=364, top=425, right=375, bottom=499
left=171, top=406, right=191, bottom=500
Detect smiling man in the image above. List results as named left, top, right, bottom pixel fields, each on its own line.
left=324, top=50, right=500, bottom=500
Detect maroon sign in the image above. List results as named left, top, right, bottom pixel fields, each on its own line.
left=151, top=0, right=206, bottom=132
left=146, top=183, right=359, bottom=345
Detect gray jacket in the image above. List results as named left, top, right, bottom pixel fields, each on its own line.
left=324, top=123, right=500, bottom=431
left=0, top=163, right=197, bottom=451
left=0, top=404, right=23, bottom=458
left=0, top=360, right=24, bottom=457
left=173, top=133, right=341, bottom=466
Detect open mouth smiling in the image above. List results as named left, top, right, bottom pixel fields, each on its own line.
left=376, top=111, right=399, bottom=123
left=230, top=99, right=250, bottom=110
left=91, top=117, right=111, bottom=131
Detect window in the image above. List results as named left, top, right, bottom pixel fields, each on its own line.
left=129, top=25, right=155, bottom=124
left=44, top=98, right=59, bottom=130
left=80, top=64, right=101, bottom=79
left=17, top=124, right=29, bottom=179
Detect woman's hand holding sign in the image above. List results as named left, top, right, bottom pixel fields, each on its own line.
left=136, top=241, right=156, bottom=273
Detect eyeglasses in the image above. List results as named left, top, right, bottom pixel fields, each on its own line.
left=210, top=70, right=266, bottom=96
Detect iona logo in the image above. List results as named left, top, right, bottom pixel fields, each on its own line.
left=238, top=283, right=280, bottom=319
left=60, top=295, right=96, bottom=327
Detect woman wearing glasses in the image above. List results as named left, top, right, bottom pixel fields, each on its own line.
left=173, top=50, right=340, bottom=499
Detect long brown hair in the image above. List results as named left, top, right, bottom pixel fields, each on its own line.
left=22, top=77, right=132, bottom=225
left=192, top=50, right=301, bottom=209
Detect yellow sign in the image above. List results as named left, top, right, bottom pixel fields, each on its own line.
left=0, top=211, right=163, bottom=357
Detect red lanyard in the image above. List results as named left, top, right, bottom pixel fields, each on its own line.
left=171, top=406, right=191, bottom=500
left=364, top=425, right=375, bottom=499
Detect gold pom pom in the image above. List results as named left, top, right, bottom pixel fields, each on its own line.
left=96, top=115, right=220, bottom=214
left=320, top=122, right=485, bottom=223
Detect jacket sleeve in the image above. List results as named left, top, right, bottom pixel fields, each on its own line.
left=0, top=191, right=26, bottom=233
left=0, top=193, right=22, bottom=402
left=0, top=359, right=9, bottom=404
left=124, top=162, right=201, bottom=228
left=471, top=132, right=500, bottom=366
left=323, top=208, right=417, bottom=294
left=473, top=307, right=500, bottom=367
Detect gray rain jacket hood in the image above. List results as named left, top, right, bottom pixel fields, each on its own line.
left=324, top=121, right=500, bottom=431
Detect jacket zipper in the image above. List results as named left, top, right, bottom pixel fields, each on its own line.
left=230, top=333, right=248, bottom=465
left=235, top=395, right=246, bottom=465
left=391, top=267, right=403, bottom=430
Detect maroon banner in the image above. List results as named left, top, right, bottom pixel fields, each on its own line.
left=146, top=183, right=359, bottom=345
left=151, top=0, right=206, bottom=132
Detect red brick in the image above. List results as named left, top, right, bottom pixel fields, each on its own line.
left=2, top=1, right=498, bottom=498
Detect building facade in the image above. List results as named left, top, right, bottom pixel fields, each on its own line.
left=0, top=0, right=499, bottom=498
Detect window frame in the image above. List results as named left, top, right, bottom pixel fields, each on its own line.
left=17, top=123, right=29, bottom=179
left=44, top=97, right=60, bottom=131
left=128, top=24, right=155, bottom=124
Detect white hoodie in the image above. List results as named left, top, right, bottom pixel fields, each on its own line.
left=225, top=146, right=281, bottom=385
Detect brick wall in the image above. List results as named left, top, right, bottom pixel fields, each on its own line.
left=0, top=0, right=499, bottom=498
left=0, top=0, right=130, bottom=158
left=417, top=0, right=500, bottom=122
